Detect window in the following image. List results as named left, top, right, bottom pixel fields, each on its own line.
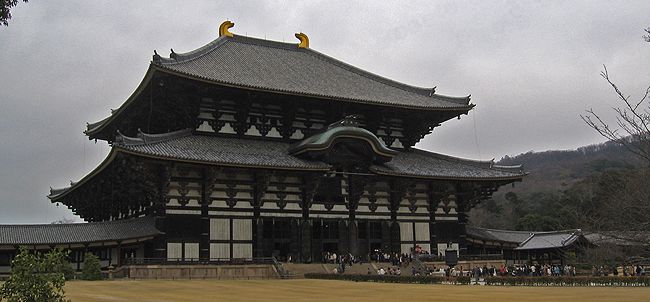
left=0, top=253, right=11, bottom=266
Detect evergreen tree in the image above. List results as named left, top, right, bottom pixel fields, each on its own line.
left=0, top=247, right=70, bottom=302
left=81, top=253, right=102, bottom=280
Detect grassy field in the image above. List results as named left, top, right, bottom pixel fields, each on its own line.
left=61, top=279, right=650, bottom=302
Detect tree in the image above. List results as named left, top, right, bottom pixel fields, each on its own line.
left=581, top=29, right=650, bottom=163
left=81, top=253, right=102, bottom=280
left=580, top=28, right=650, bottom=248
left=0, top=0, right=27, bottom=26
left=515, top=213, right=561, bottom=232
left=0, top=247, right=70, bottom=302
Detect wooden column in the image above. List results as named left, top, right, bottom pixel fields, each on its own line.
left=300, top=174, right=319, bottom=263
left=388, top=180, right=407, bottom=253
left=200, top=168, right=217, bottom=260
left=254, top=172, right=270, bottom=258
left=346, top=174, right=366, bottom=257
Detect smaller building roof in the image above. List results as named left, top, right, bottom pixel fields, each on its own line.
left=466, top=226, right=533, bottom=244
left=467, top=226, right=589, bottom=250
left=0, top=217, right=162, bottom=246
left=516, top=230, right=584, bottom=251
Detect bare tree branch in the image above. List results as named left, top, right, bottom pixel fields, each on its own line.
left=581, top=64, right=650, bottom=163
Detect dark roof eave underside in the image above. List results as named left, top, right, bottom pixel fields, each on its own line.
left=85, top=66, right=473, bottom=139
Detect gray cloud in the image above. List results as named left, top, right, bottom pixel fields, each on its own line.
left=1, top=0, right=648, bottom=223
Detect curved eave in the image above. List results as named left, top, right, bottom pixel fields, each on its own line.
left=48, top=149, right=120, bottom=202
left=158, top=34, right=471, bottom=106
left=114, top=146, right=332, bottom=172
left=84, top=67, right=158, bottom=139
left=85, top=63, right=473, bottom=140
left=369, top=167, right=527, bottom=182
left=151, top=64, right=475, bottom=112
left=300, top=46, right=469, bottom=103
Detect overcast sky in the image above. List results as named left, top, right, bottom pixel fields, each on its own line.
left=1, top=0, right=649, bottom=223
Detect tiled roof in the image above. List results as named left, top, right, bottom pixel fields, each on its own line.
left=0, top=217, right=161, bottom=246
left=466, top=226, right=533, bottom=244
left=516, top=230, right=584, bottom=250
left=51, top=130, right=525, bottom=201
left=370, top=149, right=525, bottom=180
left=467, top=226, right=588, bottom=250
left=154, top=35, right=471, bottom=110
left=115, top=130, right=331, bottom=171
left=114, top=131, right=524, bottom=180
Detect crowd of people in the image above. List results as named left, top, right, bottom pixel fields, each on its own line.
left=591, top=265, right=646, bottom=277
left=477, top=264, right=575, bottom=277
left=320, top=250, right=647, bottom=278
left=372, top=266, right=402, bottom=276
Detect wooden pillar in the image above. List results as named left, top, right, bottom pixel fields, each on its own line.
left=338, top=219, right=349, bottom=254
left=427, top=182, right=441, bottom=255
left=300, top=173, right=319, bottom=263
left=254, top=172, right=270, bottom=258
left=346, top=175, right=365, bottom=257
left=200, top=168, right=214, bottom=261
left=290, top=219, right=300, bottom=261
left=388, top=180, right=406, bottom=253
left=255, top=218, right=265, bottom=258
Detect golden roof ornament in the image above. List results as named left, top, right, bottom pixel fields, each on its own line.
left=219, top=20, right=234, bottom=37
left=295, top=32, right=309, bottom=48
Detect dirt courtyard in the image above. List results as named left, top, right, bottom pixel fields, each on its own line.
left=62, top=279, right=649, bottom=302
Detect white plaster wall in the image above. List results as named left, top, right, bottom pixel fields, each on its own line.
left=232, top=219, right=252, bottom=241
left=210, top=243, right=230, bottom=259
left=184, top=243, right=199, bottom=260
left=232, top=244, right=252, bottom=258
left=414, top=223, right=430, bottom=241
left=167, top=243, right=182, bottom=260
left=399, top=222, right=413, bottom=241
left=210, top=218, right=230, bottom=240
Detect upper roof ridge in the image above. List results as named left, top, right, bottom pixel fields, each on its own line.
left=152, top=32, right=469, bottom=102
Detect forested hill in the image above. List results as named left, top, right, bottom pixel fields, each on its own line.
left=497, top=141, right=642, bottom=193
left=468, top=141, right=645, bottom=231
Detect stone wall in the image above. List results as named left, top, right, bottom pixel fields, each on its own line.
left=117, top=264, right=279, bottom=280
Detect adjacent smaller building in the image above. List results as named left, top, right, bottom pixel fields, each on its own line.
left=466, top=227, right=590, bottom=264
left=0, top=217, right=161, bottom=274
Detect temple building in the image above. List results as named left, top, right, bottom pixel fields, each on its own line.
left=1, top=21, right=538, bottom=272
